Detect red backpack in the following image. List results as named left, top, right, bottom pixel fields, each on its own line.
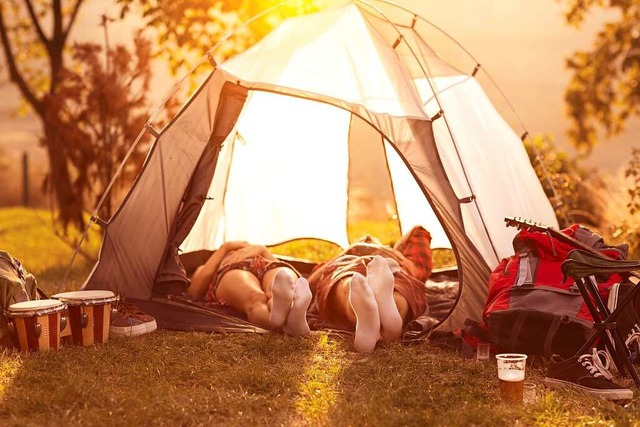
left=482, top=224, right=626, bottom=358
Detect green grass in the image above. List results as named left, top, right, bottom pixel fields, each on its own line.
left=1, top=207, right=639, bottom=425
left=271, top=219, right=405, bottom=263
left=0, top=207, right=101, bottom=292
left=272, top=220, right=457, bottom=268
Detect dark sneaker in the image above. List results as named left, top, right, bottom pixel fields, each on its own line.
left=544, top=349, right=633, bottom=400
left=111, top=301, right=158, bottom=337
left=607, top=282, right=640, bottom=363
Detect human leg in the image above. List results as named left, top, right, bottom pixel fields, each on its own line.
left=393, top=292, right=410, bottom=323
left=215, top=269, right=272, bottom=329
left=323, top=277, right=357, bottom=327
left=322, top=273, right=382, bottom=352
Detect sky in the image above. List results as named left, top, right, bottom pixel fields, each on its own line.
left=0, top=0, right=637, bottom=176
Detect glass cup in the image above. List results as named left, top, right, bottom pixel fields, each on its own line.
left=495, top=353, right=527, bottom=404
left=476, top=342, right=491, bottom=361
left=523, top=382, right=537, bottom=405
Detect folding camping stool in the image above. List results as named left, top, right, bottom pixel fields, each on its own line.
left=561, top=249, right=640, bottom=387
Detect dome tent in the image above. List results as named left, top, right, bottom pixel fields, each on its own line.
left=78, top=1, right=558, bottom=334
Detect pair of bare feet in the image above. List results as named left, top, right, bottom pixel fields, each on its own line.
left=269, top=271, right=313, bottom=336
left=349, top=255, right=403, bottom=353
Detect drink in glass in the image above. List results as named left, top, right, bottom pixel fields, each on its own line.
left=496, top=353, right=527, bottom=404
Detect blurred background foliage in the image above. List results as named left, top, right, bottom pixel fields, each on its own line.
left=0, top=0, right=638, bottom=257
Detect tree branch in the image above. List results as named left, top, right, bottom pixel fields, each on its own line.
left=24, top=0, right=50, bottom=48
left=0, top=7, right=44, bottom=117
left=63, top=0, right=85, bottom=45
left=53, top=0, right=63, bottom=42
left=49, top=0, right=65, bottom=93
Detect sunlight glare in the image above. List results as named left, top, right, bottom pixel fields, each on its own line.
left=0, top=355, right=23, bottom=399
left=293, top=334, right=343, bottom=423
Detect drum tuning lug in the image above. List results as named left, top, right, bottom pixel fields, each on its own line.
left=81, top=313, right=89, bottom=328
left=60, top=315, right=67, bottom=332
left=34, top=322, right=42, bottom=338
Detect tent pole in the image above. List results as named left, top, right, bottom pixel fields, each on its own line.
left=57, top=124, right=150, bottom=293
left=356, top=0, right=501, bottom=262
left=157, top=143, right=171, bottom=235
left=345, top=114, right=354, bottom=245
left=62, top=1, right=297, bottom=291
left=379, top=137, right=403, bottom=237
left=365, top=0, right=562, bottom=217
left=56, top=216, right=97, bottom=294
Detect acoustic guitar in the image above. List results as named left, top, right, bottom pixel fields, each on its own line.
left=504, top=216, right=613, bottom=260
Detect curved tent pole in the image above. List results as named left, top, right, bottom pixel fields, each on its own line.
left=58, top=125, right=148, bottom=292
left=61, top=0, right=558, bottom=290
left=354, top=0, right=500, bottom=262
left=366, top=0, right=561, bottom=216
left=59, top=2, right=293, bottom=292
left=150, top=2, right=289, bottom=123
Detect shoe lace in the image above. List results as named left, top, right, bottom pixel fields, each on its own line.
left=114, top=301, right=141, bottom=319
left=578, top=348, right=614, bottom=380
left=623, top=323, right=640, bottom=362
left=625, top=324, right=640, bottom=348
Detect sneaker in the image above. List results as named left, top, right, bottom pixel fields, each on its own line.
left=544, top=349, right=633, bottom=400
left=110, top=301, right=158, bottom=337
left=607, top=282, right=640, bottom=363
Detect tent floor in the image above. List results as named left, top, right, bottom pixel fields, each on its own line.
left=128, top=296, right=269, bottom=334
left=127, top=266, right=459, bottom=339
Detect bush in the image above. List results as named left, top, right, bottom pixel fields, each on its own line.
left=524, top=134, right=605, bottom=228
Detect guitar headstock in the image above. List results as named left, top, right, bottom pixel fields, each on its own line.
left=504, top=217, right=550, bottom=233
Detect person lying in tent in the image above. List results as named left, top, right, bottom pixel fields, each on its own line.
left=185, top=225, right=433, bottom=352
left=307, top=225, right=433, bottom=353
left=186, top=241, right=313, bottom=336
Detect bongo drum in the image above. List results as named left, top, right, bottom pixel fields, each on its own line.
left=52, top=290, right=118, bottom=346
left=5, top=299, right=66, bottom=352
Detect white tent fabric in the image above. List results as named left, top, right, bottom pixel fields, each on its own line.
left=184, top=2, right=558, bottom=265
left=384, top=141, right=451, bottom=249
left=85, top=2, right=559, bottom=333
left=221, top=4, right=427, bottom=120
left=181, top=91, right=352, bottom=251
left=420, top=76, right=558, bottom=265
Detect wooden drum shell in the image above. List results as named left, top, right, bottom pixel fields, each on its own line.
left=52, top=291, right=118, bottom=347
left=5, top=300, right=65, bottom=352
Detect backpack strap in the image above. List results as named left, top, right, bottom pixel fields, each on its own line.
left=508, top=311, right=529, bottom=350
left=11, top=257, right=28, bottom=298
left=544, top=316, right=563, bottom=358
left=486, top=313, right=526, bottom=352
left=516, top=252, right=538, bottom=286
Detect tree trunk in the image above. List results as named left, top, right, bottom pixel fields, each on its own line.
left=44, top=122, right=84, bottom=229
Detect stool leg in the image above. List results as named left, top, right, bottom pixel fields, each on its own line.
left=610, top=328, right=640, bottom=386
left=584, top=276, right=640, bottom=387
